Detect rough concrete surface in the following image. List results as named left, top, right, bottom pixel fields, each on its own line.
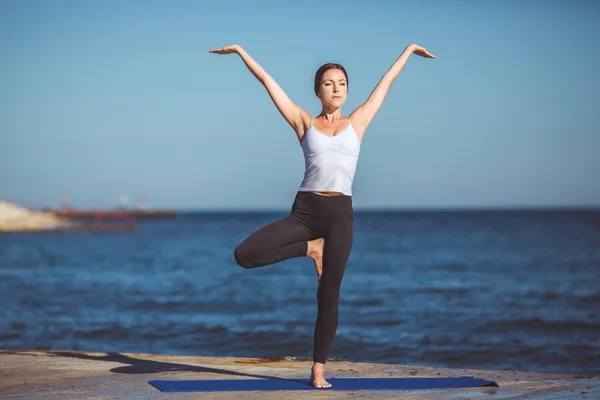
left=0, top=350, right=598, bottom=399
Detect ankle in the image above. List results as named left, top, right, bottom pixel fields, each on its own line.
left=306, top=239, right=317, bottom=256
left=312, top=362, right=325, bottom=373
left=306, top=238, right=323, bottom=256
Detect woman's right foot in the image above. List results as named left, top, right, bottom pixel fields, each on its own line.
left=307, top=238, right=324, bottom=282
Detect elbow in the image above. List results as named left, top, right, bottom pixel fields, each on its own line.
left=260, top=74, right=274, bottom=86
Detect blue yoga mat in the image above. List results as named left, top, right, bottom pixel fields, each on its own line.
left=149, top=376, right=499, bottom=392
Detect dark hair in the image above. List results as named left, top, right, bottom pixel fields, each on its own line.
left=314, top=63, right=348, bottom=97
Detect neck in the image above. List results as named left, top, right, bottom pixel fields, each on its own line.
left=319, top=107, right=343, bottom=122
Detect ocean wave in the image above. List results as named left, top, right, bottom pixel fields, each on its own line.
left=483, top=318, right=600, bottom=332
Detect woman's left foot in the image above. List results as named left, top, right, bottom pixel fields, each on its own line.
left=309, top=374, right=331, bottom=388
left=310, top=363, right=332, bottom=388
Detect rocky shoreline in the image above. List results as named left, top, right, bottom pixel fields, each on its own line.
left=0, top=201, right=137, bottom=233
left=0, top=201, right=75, bottom=232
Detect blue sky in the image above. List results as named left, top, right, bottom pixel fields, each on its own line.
left=1, top=0, right=599, bottom=210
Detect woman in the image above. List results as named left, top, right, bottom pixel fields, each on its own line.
left=209, top=43, right=435, bottom=388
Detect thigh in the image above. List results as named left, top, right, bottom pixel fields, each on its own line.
left=237, top=214, right=315, bottom=257
left=320, top=215, right=354, bottom=290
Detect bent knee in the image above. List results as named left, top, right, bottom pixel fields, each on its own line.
left=234, top=245, right=256, bottom=269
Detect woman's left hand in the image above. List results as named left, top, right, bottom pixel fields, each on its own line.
left=208, top=44, right=241, bottom=55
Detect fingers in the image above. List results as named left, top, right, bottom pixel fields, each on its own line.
left=209, top=44, right=239, bottom=54
left=411, top=45, right=436, bottom=59
left=208, top=47, right=232, bottom=54
left=416, top=49, right=436, bottom=59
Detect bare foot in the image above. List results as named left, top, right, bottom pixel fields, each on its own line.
left=306, top=238, right=324, bottom=282
left=309, top=362, right=331, bottom=388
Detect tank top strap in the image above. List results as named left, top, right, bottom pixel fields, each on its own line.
left=305, top=117, right=315, bottom=136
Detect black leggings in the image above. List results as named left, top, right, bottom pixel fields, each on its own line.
left=234, top=191, right=354, bottom=364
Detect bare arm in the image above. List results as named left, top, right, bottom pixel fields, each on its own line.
left=209, top=44, right=311, bottom=141
left=349, top=44, right=436, bottom=140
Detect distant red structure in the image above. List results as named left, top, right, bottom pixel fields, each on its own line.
left=43, top=195, right=176, bottom=222
left=52, top=209, right=176, bottom=219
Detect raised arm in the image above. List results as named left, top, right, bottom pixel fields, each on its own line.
left=349, top=44, right=436, bottom=141
left=209, top=44, right=311, bottom=142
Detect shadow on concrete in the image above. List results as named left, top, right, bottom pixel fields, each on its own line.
left=3, top=350, right=309, bottom=384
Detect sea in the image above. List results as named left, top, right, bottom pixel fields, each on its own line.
left=1, top=209, right=599, bottom=374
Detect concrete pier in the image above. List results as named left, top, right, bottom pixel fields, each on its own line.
left=1, top=350, right=598, bottom=399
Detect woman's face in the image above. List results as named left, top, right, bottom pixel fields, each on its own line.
left=317, top=69, right=347, bottom=107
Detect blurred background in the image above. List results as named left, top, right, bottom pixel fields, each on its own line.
left=1, top=0, right=599, bottom=374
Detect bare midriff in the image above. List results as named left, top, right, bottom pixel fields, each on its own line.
left=311, top=191, right=346, bottom=197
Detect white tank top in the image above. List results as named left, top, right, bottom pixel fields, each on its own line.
left=298, top=118, right=361, bottom=196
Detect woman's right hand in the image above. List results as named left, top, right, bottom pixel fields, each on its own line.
left=209, top=44, right=241, bottom=55
left=408, top=44, right=436, bottom=59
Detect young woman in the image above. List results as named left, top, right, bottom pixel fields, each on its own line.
left=209, top=43, right=435, bottom=388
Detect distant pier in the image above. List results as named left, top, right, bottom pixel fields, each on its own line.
left=48, top=209, right=177, bottom=219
